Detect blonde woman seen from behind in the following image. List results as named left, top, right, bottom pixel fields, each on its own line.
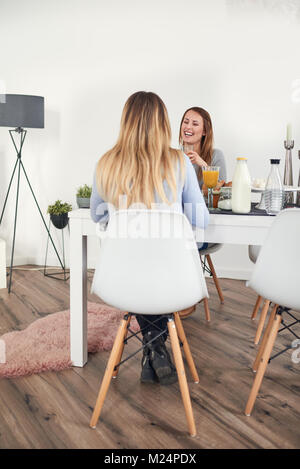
left=91, top=91, right=209, bottom=385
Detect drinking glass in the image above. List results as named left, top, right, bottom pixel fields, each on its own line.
left=202, top=166, right=220, bottom=210
left=182, top=143, right=194, bottom=154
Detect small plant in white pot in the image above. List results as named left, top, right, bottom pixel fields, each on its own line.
left=76, top=184, right=92, bottom=208
left=47, top=200, right=72, bottom=229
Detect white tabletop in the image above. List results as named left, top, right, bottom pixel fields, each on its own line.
left=69, top=208, right=274, bottom=245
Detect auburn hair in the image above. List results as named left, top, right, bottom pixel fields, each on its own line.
left=179, top=106, right=214, bottom=179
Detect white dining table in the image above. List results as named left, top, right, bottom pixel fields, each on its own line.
left=69, top=208, right=274, bottom=367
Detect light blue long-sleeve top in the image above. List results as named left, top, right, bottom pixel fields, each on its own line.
left=90, top=153, right=209, bottom=236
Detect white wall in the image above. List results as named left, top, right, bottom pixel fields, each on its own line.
left=0, top=0, right=299, bottom=279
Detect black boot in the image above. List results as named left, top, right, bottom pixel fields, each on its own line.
left=145, top=331, right=178, bottom=385
left=140, top=336, right=157, bottom=384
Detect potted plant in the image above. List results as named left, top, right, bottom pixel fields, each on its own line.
left=47, top=200, right=72, bottom=229
left=76, top=184, right=92, bottom=208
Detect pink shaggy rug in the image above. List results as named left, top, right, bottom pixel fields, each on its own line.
left=0, top=302, right=139, bottom=379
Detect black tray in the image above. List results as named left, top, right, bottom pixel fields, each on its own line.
left=209, top=203, right=271, bottom=216
left=209, top=203, right=298, bottom=216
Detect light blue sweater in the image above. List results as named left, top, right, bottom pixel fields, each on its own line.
left=90, top=153, right=209, bottom=233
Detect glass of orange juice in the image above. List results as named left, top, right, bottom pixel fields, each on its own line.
left=202, top=166, right=220, bottom=210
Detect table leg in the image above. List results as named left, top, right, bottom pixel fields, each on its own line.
left=70, top=219, right=88, bottom=367
left=0, top=239, right=6, bottom=289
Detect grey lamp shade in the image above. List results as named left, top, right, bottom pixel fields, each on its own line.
left=0, top=94, right=44, bottom=129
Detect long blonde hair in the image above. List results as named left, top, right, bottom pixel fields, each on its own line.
left=96, top=91, right=185, bottom=208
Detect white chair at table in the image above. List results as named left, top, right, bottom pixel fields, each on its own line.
left=248, top=245, right=271, bottom=345
left=180, top=243, right=224, bottom=320
left=89, top=209, right=208, bottom=437
left=245, top=208, right=300, bottom=416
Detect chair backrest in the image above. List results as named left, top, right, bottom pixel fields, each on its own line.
left=91, top=209, right=208, bottom=314
left=248, top=208, right=300, bottom=311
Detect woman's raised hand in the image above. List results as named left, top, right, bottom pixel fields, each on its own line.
left=187, top=151, right=208, bottom=167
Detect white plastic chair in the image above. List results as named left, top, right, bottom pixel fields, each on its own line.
left=248, top=245, right=272, bottom=344
left=180, top=243, right=224, bottom=320
left=89, top=209, right=208, bottom=436
left=200, top=243, right=224, bottom=302
left=245, top=209, right=300, bottom=416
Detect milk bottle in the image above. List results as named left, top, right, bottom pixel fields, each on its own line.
left=231, top=158, right=251, bottom=214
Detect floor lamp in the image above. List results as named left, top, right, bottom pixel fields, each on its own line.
left=0, top=94, right=64, bottom=292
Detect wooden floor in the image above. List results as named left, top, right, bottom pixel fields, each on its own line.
left=0, top=267, right=299, bottom=449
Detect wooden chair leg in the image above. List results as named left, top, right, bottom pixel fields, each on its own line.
left=206, top=255, right=224, bottom=304
left=254, top=300, right=270, bottom=345
left=179, top=305, right=196, bottom=319
left=203, top=298, right=211, bottom=322
left=90, top=315, right=129, bottom=428
left=112, top=314, right=132, bottom=378
left=253, top=304, right=278, bottom=372
left=174, top=312, right=199, bottom=383
left=167, top=316, right=196, bottom=437
left=245, top=312, right=282, bottom=416
left=251, top=295, right=262, bottom=320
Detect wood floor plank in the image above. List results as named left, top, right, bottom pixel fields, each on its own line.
left=0, top=267, right=299, bottom=448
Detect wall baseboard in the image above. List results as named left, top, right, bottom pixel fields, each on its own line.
left=206, top=268, right=252, bottom=281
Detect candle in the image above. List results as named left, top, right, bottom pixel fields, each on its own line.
left=287, top=123, right=292, bottom=141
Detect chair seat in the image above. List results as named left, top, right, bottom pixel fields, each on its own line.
left=198, top=243, right=223, bottom=256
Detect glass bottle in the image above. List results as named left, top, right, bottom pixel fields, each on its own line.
left=264, top=159, right=284, bottom=215
left=217, top=187, right=232, bottom=210
left=231, top=158, right=251, bottom=214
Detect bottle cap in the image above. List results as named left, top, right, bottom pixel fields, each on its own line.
left=270, top=159, right=280, bottom=164
left=237, top=157, right=247, bottom=160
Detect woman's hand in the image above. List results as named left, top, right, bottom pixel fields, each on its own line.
left=187, top=151, right=208, bottom=167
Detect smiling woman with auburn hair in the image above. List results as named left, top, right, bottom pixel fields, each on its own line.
left=90, top=91, right=209, bottom=385
left=179, top=106, right=227, bottom=188
left=178, top=106, right=227, bottom=319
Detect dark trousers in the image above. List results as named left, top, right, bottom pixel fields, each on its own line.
left=135, top=246, right=207, bottom=343
left=135, top=314, right=168, bottom=342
